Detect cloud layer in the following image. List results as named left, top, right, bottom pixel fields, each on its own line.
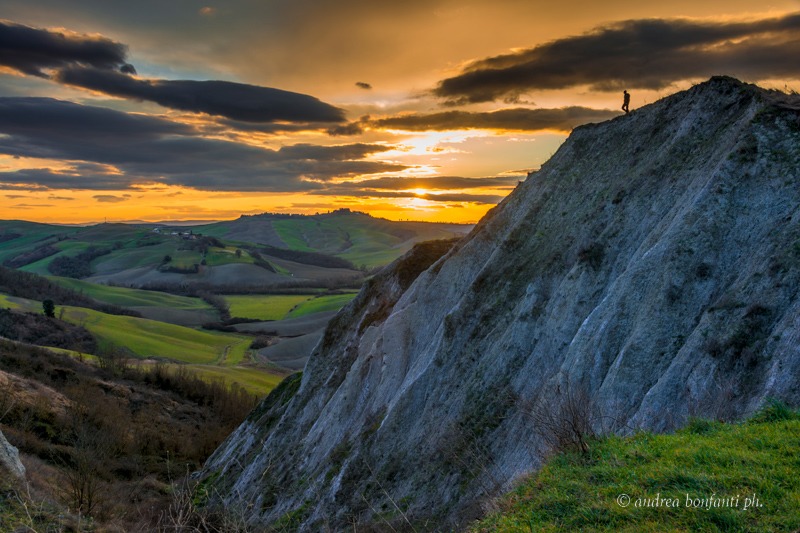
left=0, top=19, right=134, bottom=76
left=0, top=20, right=344, bottom=124
left=435, top=12, right=800, bottom=103
left=368, top=107, right=619, bottom=132
left=0, top=98, right=401, bottom=191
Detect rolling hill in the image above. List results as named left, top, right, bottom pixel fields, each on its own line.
left=0, top=211, right=470, bottom=290
left=197, top=208, right=471, bottom=268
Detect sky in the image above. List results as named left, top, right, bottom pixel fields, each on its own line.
left=1, top=1, right=799, bottom=224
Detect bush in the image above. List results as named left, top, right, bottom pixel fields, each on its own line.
left=521, top=382, right=600, bottom=454
left=749, top=399, right=798, bottom=424
left=47, top=246, right=112, bottom=279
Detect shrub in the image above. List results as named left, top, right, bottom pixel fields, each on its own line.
left=749, top=399, right=797, bottom=424
left=521, top=382, right=600, bottom=454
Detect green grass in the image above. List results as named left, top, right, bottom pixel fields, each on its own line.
left=49, top=277, right=212, bottom=310
left=0, top=293, right=39, bottom=312
left=61, top=306, right=249, bottom=364
left=204, top=246, right=254, bottom=266
left=285, top=292, right=357, bottom=318
left=0, top=290, right=285, bottom=397
left=185, top=365, right=289, bottom=396
left=225, top=294, right=313, bottom=320
left=474, top=403, right=800, bottom=533
left=168, top=249, right=203, bottom=269
left=0, top=292, right=23, bottom=310
left=90, top=242, right=175, bottom=273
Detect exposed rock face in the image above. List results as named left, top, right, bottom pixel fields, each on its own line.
left=0, top=428, right=25, bottom=481
left=203, top=77, right=800, bottom=530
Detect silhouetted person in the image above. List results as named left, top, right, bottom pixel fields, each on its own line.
left=622, top=90, right=630, bottom=114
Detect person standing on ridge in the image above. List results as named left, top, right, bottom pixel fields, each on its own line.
left=622, top=90, right=630, bottom=113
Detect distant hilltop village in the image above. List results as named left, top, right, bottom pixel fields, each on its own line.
left=150, top=227, right=201, bottom=240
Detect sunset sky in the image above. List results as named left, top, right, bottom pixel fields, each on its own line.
left=1, top=0, right=799, bottom=224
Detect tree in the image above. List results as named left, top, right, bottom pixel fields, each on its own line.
left=42, top=299, right=55, bottom=318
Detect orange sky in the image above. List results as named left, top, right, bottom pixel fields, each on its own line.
left=1, top=1, right=799, bottom=224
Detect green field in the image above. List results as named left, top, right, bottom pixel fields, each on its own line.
left=225, top=292, right=357, bottom=320
left=0, top=293, right=38, bottom=312
left=204, top=246, right=255, bottom=266
left=225, top=294, right=313, bottom=320
left=474, top=403, right=800, bottom=532
left=285, top=293, right=357, bottom=318
left=50, top=277, right=212, bottom=309
left=61, top=306, right=249, bottom=364
left=0, top=288, right=286, bottom=396
left=185, top=365, right=288, bottom=396
left=271, top=215, right=406, bottom=268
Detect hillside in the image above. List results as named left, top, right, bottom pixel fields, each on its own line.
left=198, top=209, right=471, bottom=268
left=475, top=402, right=800, bottom=532
left=200, top=77, right=800, bottom=530
left=0, top=339, right=259, bottom=532
left=0, top=211, right=468, bottom=290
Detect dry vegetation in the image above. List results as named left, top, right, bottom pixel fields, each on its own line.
left=0, top=339, right=259, bottom=531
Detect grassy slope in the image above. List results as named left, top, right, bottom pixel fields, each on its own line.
left=0, top=290, right=245, bottom=365
left=473, top=405, right=800, bottom=533
left=286, top=293, right=357, bottom=318
left=0, top=221, right=70, bottom=265
left=1, top=290, right=284, bottom=395
left=49, top=277, right=211, bottom=309
left=225, top=294, right=313, bottom=320
left=271, top=214, right=402, bottom=268
left=269, top=213, right=466, bottom=268
left=60, top=306, right=250, bottom=364
left=186, top=365, right=286, bottom=396
left=225, top=292, right=357, bottom=320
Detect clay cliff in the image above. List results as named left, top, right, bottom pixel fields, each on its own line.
left=201, top=77, right=800, bottom=530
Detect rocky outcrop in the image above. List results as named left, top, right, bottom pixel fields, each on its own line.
left=0, top=428, right=25, bottom=481
left=202, top=77, right=800, bottom=530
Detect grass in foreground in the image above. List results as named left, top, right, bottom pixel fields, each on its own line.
left=473, top=402, right=800, bottom=532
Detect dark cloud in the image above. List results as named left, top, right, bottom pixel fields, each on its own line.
left=327, top=121, right=365, bottom=136
left=356, top=82, right=372, bottom=90
left=336, top=176, right=520, bottom=191
left=368, top=107, right=618, bottom=132
left=0, top=19, right=134, bottom=77
left=311, top=175, right=520, bottom=204
left=93, top=194, right=127, bottom=203
left=417, top=193, right=503, bottom=204
left=1, top=20, right=344, bottom=124
left=314, top=188, right=503, bottom=204
left=0, top=97, right=406, bottom=191
left=0, top=168, right=136, bottom=190
left=56, top=67, right=346, bottom=123
left=435, top=12, right=800, bottom=103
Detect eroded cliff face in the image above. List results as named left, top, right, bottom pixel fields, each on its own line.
left=203, top=77, right=800, bottom=530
